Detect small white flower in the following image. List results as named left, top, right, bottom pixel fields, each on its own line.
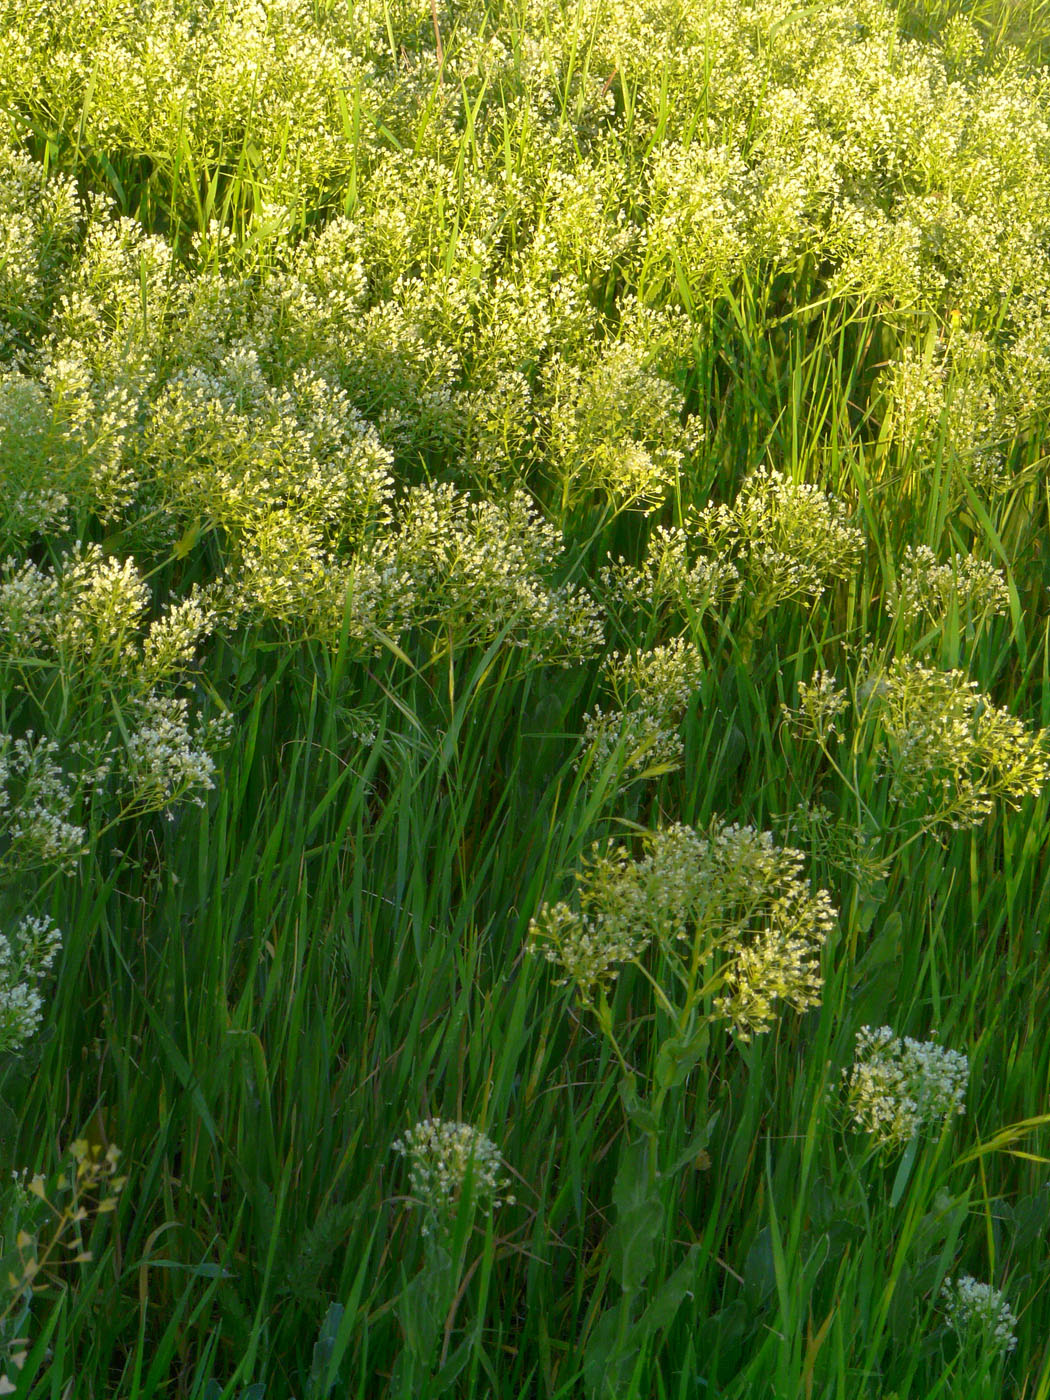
left=689, top=465, right=864, bottom=610
left=122, top=694, right=232, bottom=813
left=0, top=915, right=62, bottom=1055
left=392, top=1120, right=513, bottom=1234
left=941, top=1275, right=1017, bottom=1356
left=843, top=1026, right=968, bottom=1148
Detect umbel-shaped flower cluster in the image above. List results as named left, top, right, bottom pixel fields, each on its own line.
left=843, top=1025, right=969, bottom=1149
left=392, top=1120, right=514, bottom=1236
left=940, top=1275, right=1018, bottom=1357
left=600, top=524, right=739, bottom=621
left=688, top=465, right=864, bottom=613
left=600, top=468, right=863, bottom=629
left=890, top=545, right=1009, bottom=628
left=0, top=914, right=61, bottom=1055
left=871, top=661, right=1049, bottom=826
left=787, top=659, right=1050, bottom=833
left=579, top=638, right=705, bottom=783
left=528, top=821, right=836, bottom=1042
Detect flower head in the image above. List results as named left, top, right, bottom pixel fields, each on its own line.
left=843, top=1025, right=968, bottom=1148
left=0, top=914, right=62, bottom=1055
left=528, top=821, right=835, bottom=1039
left=392, top=1120, right=513, bottom=1235
left=941, top=1275, right=1017, bottom=1357
left=689, top=465, right=864, bottom=610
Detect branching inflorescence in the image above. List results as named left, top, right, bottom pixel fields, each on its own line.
left=529, top=820, right=836, bottom=1042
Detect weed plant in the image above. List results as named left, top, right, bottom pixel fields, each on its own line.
left=0, top=0, right=1049, bottom=1395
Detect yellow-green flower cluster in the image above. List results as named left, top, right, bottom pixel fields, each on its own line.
left=600, top=525, right=740, bottom=619
left=891, top=545, right=1009, bottom=627
left=869, top=659, right=1049, bottom=827
left=122, top=696, right=234, bottom=817
left=0, top=145, right=79, bottom=358
left=701, top=823, right=836, bottom=1040
left=788, top=670, right=851, bottom=743
left=0, top=733, right=88, bottom=875
left=0, top=558, right=58, bottom=655
left=689, top=466, right=865, bottom=612
left=145, top=351, right=397, bottom=547
left=0, top=545, right=224, bottom=687
left=528, top=821, right=836, bottom=1039
left=787, top=659, right=1049, bottom=830
left=54, top=546, right=151, bottom=675
left=540, top=339, right=704, bottom=513
left=580, top=638, right=705, bottom=781
left=0, top=914, right=61, bottom=1055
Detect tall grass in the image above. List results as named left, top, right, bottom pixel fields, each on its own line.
left=1, top=0, right=1049, bottom=1395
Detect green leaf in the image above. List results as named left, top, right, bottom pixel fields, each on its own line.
left=638, top=1245, right=701, bottom=1337
left=610, top=1138, right=663, bottom=1295
left=429, top=1322, right=480, bottom=1396
left=1012, top=1188, right=1050, bottom=1251
left=667, top=1113, right=721, bottom=1177
left=856, top=879, right=888, bottom=934
left=396, top=1249, right=450, bottom=1369
left=743, top=1227, right=777, bottom=1306
left=582, top=1306, right=640, bottom=1400
left=654, top=1023, right=710, bottom=1092
left=173, top=519, right=201, bottom=559
left=857, top=911, right=902, bottom=971
left=618, top=1077, right=661, bottom=1135
left=307, top=1302, right=344, bottom=1396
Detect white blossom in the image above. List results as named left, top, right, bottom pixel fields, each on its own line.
left=392, top=1120, right=514, bottom=1234
left=843, top=1026, right=968, bottom=1148
left=0, top=914, right=62, bottom=1055
left=941, top=1276, right=1018, bottom=1357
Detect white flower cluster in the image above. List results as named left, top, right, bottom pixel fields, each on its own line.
left=0, top=732, right=87, bottom=874
left=392, top=1119, right=514, bottom=1234
left=874, top=340, right=1012, bottom=501
left=541, top=339, right=704, bottom=513
left=892, top=545, right=1010, bottom=626
left=122, top=696, right=234, bottom=815
left=580, top=638, right=705, bottom=781
left=689, top=466, right=864, bottom=613
left=940, top=1276, right=1018, bottom=1356
left=55, top=545, right=151, bottom=673
left=600, top=524, right=740, bottom=619
left=0, top=545, right=220, bottom=685
left=140, top=585, right=222, bottom=683
left=146, top=352, right=397, bottom=547
left=529, top=821, right=835, bottom=1039
left=0, top=914, right=61, bottom=1055
left=843, top=1026, right=969, bottom=1148
left=0, top=145, right=79, bottom=361
left=0, top=558, right=59, bottom=656
left=225, top=482, right=605, bottom=663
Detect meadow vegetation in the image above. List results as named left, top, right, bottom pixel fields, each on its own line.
left=1, top=0, right=1050, bottom=1393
